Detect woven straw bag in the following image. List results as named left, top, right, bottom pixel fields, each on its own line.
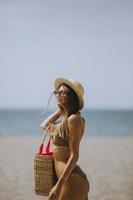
left=34, top=130, right=57, bottom=196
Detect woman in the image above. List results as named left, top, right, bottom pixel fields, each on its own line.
left=40, top=78, right=90, bottom=200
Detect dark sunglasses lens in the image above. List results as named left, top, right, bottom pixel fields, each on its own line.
left=53, top=91, right=58, bottom=95
left=54, top=90, right=70, bottom=96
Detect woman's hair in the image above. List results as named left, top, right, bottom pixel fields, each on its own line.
left=41, top=84, right=80, bottom=118
left=59, top=84, right=80, bottom=114
left=57, top=84, right=81, bottom=135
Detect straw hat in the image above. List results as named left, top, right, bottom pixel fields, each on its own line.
left=54, top=77, right=84, bottom=110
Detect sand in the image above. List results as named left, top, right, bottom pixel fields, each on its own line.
left=0, top=135, right=133, bottom=200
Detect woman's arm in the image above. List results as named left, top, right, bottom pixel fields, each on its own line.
left=48, top=114, right=83, bottom=199
left=40, top=109, right=61, bottom=130
left=57, top=114, right=82, bottom=186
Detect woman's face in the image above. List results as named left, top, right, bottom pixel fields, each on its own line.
left=55, top=85, right=70, bottom=108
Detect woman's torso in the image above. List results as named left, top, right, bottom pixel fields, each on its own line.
left=49, top=114, right=85, bottom=178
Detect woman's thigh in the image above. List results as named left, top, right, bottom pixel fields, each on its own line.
left=58, top=173, right=89, bottom=200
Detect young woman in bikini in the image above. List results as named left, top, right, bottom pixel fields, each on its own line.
left=41, top=78, right=90, bottom=200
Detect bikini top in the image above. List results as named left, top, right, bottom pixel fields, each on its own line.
left=49, top=114, right=85, bottom=147
left=49, top=116, right=70, bottom=147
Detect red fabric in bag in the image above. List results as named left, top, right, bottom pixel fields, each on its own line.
left=38, top=138, right=53, bottom=156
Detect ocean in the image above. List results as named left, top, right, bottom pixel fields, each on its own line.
left=0, top=109, right=133, bottom=137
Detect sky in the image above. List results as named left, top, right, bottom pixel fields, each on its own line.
left=0, top=0, right=133, bottom=110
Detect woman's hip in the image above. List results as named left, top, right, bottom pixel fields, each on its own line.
left=58, top=170, right=90, bottom=200
left=59, top=165, right=90, bottom=192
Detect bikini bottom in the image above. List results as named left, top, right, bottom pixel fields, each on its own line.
left=71, top=165, right=88, bottom=181
left=71, top=165, right=90, bottom=191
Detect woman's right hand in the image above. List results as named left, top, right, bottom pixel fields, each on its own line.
left=40, top=121, right=49, bottom=130
left=40, top=110, right=61, bottom=130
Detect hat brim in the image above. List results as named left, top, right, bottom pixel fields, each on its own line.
left=54, top=78, right=84, bottom=110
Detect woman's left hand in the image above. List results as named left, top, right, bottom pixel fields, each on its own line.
left=48, top=182, right=62, bottom=200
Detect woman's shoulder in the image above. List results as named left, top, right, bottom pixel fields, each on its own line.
left=66, top=114, right=85, bottom=139
left=67, top=113, right=85, bottom=125
left=68, top=113, right=79, bottom=121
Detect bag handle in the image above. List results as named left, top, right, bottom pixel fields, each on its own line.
left=38, top=130, right=53, bottom=155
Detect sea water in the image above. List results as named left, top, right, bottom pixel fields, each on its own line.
left=0, top=109, right=133, bottom=137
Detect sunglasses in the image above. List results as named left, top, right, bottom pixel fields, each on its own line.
left=53, top=90, right=70, bottom=96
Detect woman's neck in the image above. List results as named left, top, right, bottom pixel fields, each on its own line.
left=64, top=110, right=80, bottom=118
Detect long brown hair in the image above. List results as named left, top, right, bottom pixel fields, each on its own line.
left=58, top=84, right=80, bottom=114
left=58, top=84, right=81, bottom=138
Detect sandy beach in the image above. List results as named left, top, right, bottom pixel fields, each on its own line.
left=0, top=135, right=133, bottom=200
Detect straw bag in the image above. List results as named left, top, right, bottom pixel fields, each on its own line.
left=34, top=130, right=57, bottom=196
